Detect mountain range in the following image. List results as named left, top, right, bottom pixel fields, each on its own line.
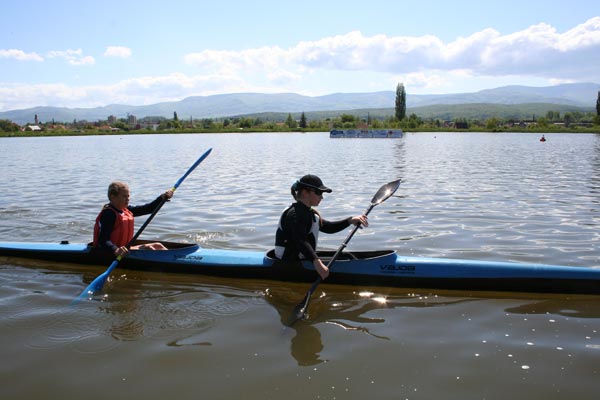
left=2, top=82, right=599, bottom=125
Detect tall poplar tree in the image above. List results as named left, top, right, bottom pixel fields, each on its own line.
left=596, top=91, right=600, bottom=116
left=395, top=83, right=406, bottom=121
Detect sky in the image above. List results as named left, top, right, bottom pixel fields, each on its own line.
left=1, top=0, right=600, bottom=112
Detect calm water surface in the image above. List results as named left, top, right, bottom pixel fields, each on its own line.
left=1, top=132, right=599, bottom=399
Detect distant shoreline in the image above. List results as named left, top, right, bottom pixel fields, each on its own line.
left=2, top=126, right=599, bottom=138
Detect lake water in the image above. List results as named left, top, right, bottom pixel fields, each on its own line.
left=1, top=131, right=599, bottom=399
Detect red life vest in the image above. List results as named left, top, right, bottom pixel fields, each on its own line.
left=93, top=205, right=134, bottom=248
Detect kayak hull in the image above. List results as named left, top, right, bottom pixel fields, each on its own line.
left=1, top=240, right=599, bottom=294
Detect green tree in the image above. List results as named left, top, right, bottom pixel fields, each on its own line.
left=0, top=119, right=20, bottom=132
left=340, top=114, right=355, bottom=123
left=173, top=111, right=179, bottom=121
left=596, top=91, right=600, bottom=116
left=536, top=116, right=549, bottom=128
left=240, top=118, right=253, bottom=128
left=563, top=112, right=573, bottom=127
left=395, top=83, right=406, bottom=121
left=406, top=113, right=422, bottom=129
left=485, top=117, right=499, bottom=130
left=370, top=119, right=383, bottom=128
left=285, top=113, right=297, bottom=129
left=201, top=118, right=214, bottom=129
left=299, top=112, right=307, bottom=129
left=114, top=121, right=128, bottom=130
left=546, top=111, right=559, bottom=121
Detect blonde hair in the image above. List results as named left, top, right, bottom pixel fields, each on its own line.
left=107, top=181, right=129, bottom=200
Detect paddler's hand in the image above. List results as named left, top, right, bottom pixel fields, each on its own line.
left=161, top=189, right=174, bottom=201
left=114, top=246, right=129, bottom=257
left=313, top=258, right=329, bottom=280
left=348, top=215, right=368, bottom=228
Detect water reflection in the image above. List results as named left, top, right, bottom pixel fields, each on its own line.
left=265, top=285, right=480, bottom=366
left=90, top=276, right=255, bottom=343
left=74, top=270, right=484, bottom=366
left=504, top=297, right=600, bottom=319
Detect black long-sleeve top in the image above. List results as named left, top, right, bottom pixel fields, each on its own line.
left=275, top=201, right=350, bottom=261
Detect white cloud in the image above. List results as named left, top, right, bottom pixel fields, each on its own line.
left=2, top=17, right=600, bottom=111
left=104, top=46, right=132, bottom=58
left=391, top=72, right=447, bottom=91
left=0, top=82, right=92, bottom=110
left=184, top=16, right=600, bottom=82
left=47, top=49, right=95, bottom=66
left=0, top=72, right=263, bottom=110
left=0, top=49, right=44, bottom=61
left=185, top=46, right=289, bottom=73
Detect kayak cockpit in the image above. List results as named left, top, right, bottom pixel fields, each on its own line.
left=132, top=240, right=200, bottom=250
left=265, top=249, right=396, bottom=262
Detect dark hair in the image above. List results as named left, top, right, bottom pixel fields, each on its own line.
left=290, top=181, right=324, bottom=226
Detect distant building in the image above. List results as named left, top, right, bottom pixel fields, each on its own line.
left=127, top=114, right=137, bottom=126
left=108, top=115, right=117, bottom=124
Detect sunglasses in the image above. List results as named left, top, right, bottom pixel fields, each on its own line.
left=311, top=189, right=324, bottom=196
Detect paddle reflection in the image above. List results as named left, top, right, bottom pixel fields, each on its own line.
left=265, top=286, right=479, bottom=366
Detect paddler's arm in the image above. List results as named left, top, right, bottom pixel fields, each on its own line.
left=290, top=211, right=330, bottom=280
left=129, top=190, right=174, bottom=217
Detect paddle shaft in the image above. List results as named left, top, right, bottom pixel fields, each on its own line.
left=116, top=147, right=213, bottom=252
left=306, top=202, right=376, bottom=295
left=76, top=148, right=212, bottom=300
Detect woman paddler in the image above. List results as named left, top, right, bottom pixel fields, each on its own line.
left=274, top=174, right=368, bottom=280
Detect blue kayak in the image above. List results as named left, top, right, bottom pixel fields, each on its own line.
left=1, top=240, right=599, bottom=294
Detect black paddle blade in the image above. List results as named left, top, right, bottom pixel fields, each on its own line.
left=287, top=292, right=311, bottom=326
left=371, top=179, right=401, bottom=205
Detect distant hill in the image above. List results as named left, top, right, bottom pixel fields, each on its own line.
left=405, top=102, right=595, bottom=121
left=234, top=103, right=595, bottom=124
left=1, top=82, right=599, bottom=125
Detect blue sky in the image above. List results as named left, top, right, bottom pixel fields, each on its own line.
left=1, top=0, right=600, bottom=111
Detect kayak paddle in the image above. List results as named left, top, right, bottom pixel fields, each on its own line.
left=75, top=148, right=212, bottom=302
left=287, top=178, right=401, bottom=326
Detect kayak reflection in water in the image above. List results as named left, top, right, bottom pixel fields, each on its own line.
left=93, top=181, right=173, bottom=257
left=274, top=174, right=368, bottom=280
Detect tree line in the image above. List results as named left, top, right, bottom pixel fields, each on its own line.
left=2, top=88, right=599, bottom=135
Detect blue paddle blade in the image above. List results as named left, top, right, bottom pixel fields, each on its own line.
left=73, top=260, right=118, bottom=304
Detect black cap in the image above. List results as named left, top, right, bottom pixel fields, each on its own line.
left=296, top=174, right=332, bottom=193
